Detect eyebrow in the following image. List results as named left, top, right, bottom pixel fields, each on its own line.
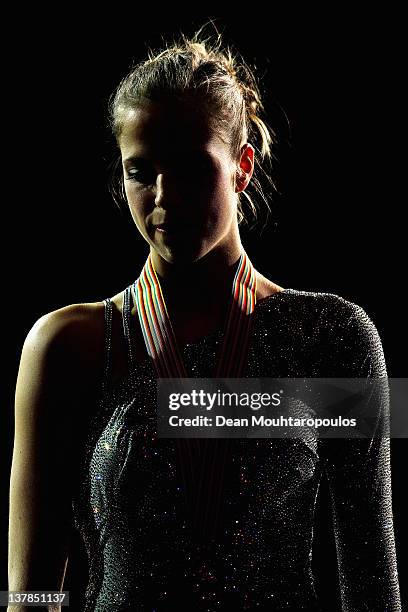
left=122, top=156, right=150, bottom=166
left=122, top=151, right=213, bottom=166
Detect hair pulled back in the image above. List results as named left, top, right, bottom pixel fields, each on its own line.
left=109, top=29, right=276, bottom=229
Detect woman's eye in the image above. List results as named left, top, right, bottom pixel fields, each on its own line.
left=125, top=158, right=211, bottom=185
left=126, top=169, right=156, bottom=185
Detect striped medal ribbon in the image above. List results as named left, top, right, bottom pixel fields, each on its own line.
left=133, top=249, right=257, bottom=542
left=133, top=249, right=257, bottom=378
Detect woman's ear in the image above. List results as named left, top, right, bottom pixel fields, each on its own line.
left=235, top=143, right=255, bottom=193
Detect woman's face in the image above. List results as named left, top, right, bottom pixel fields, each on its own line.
left=119, top=99, right=249, bottom=264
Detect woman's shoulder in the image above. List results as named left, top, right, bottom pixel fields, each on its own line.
left=272, top=285, right=373, bottom=321
left=283, top=287, right=381, bottom=339
left=271, top=287, right=386, bottom=375
left=256, top=272, right=380, bottom=343
left=29, top=301, right=105, bottom=354
left=25, top=289, right=127, bottom=379
left=257, top=273, right=368, bottom=322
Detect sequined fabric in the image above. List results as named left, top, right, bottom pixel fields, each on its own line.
left=72, top=287, right=401, bottom=611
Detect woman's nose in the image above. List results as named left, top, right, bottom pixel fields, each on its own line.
left=154, top=173, right=181, bottom=210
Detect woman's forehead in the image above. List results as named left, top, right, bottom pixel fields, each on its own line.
left=118, top=101, right=223, bottom=157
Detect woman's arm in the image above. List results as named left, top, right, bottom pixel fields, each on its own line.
left=321, top=302, right=401, bottom=611
left=8, top=305, right=101, bottom=611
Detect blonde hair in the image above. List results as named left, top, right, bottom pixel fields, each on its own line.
left=109, top=29, right=276, bottom=229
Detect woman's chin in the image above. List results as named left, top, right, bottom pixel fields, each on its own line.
left=154, top=240, right=209, bottom=265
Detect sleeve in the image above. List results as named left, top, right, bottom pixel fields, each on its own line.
left=319, top=300, right=401, bottom=611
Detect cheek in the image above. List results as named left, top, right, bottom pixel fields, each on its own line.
left=211, top=172, right=237, bottom=215
left=124, top=194, right=151, bottom=237
left=125, top=187, right=149, bottom=217
left=200, top=165, right=235, bottom=204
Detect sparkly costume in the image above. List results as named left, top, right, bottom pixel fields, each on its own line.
left=72, top=286, right=401, bottom=611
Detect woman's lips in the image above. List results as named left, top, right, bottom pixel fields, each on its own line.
left=154, top=223, right=187, bottom=234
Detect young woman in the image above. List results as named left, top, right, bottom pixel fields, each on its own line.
left=8, top=33, right=401, bottom=611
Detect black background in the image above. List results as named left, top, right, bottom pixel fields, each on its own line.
left=1, top=11, right=406, bottom=611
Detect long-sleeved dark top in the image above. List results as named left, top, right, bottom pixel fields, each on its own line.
left=72, top=286, right=401, bottom=611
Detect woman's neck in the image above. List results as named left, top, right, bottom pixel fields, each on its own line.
left=150, top=244, right=243, bottom=313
